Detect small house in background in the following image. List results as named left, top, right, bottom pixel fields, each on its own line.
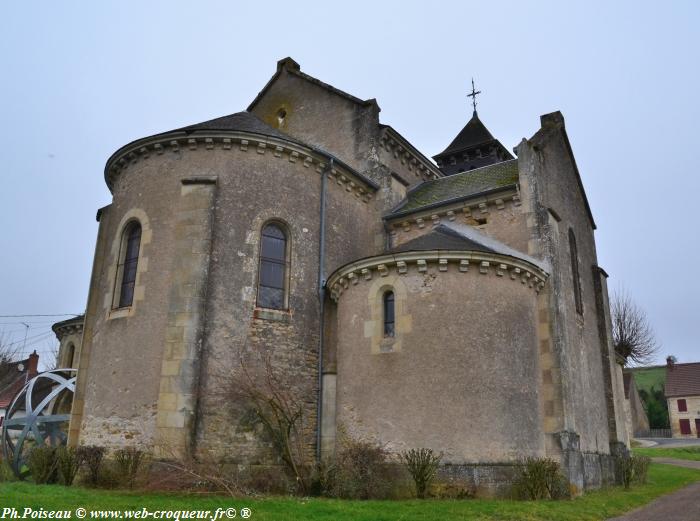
left=0, top=351, right=39, bottom=427
left=622, top=371, right=649, bottom=438
left=665, top=357, right=700, bottom=438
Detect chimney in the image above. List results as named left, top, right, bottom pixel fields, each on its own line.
left=27, top=350, right=39, bottom=376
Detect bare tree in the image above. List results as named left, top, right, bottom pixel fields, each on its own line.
left=611, top=291, right=659, bottom=366
left=0, top=331, right=22, bottom=383
left=227, top=351, right=313, bottom=495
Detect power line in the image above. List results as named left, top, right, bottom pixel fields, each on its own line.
left=4, top=330, right=57, bottom=347
left=0, top=313, right=81, bottom=318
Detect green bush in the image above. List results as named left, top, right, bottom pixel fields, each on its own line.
left=513, top=457, right=569, bottom=500
left=0, top=459, right=16, bottom=482
left=27, top=446, right=58, bottom=484
left=113, top=448, right=147, bottom=489
left=55, top=447, right=81, bottom=486
left=400, top=448, right=442, bottom=499
left=77, top=445, right=106, bottom=487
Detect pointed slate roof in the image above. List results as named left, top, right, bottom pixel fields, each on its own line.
left=435, top=111, right=497, bottom=158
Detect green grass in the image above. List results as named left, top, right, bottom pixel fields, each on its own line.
left=628, top=366, right=665, bottom=395
left=1, top=464, right=700, bottom=521
left=634, top=446, right=700, bottom=461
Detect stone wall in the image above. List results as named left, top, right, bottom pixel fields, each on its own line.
left=668, top=395, right=700, bottom=438
left=330, top=254, right=545, bottom=464
left=516, top=111, right=622, bottom=489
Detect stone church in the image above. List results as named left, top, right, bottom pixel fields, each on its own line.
left=58, top=58, right=630, bottom=493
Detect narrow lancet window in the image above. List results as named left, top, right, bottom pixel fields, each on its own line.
left=257, top=223, right=288, bottom=310
left=383, top=291, right=395, bottom=337
left=569, top=228, right=583, bottom=315
left=118, top=222, right=141, bottom=308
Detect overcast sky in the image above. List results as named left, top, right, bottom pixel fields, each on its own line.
left=1, top=1, right=698, bottom=367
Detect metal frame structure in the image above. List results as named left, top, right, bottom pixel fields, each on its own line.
left=1, top=369, right=76, bottom=479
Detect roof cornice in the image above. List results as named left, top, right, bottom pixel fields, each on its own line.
left=104, top=130, right=378, bottom=202
left=327, top=249, right=548, bottom=303
left=379, top=126, right=442, bottom=180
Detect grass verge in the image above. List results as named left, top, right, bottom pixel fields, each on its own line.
left=1, top=464, right=699, bottom=521
left=633, top=446, right=700, bottom=461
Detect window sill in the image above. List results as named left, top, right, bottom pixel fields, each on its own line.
left=254, top=308, right=291, bottom=323
left=108, top=307, right=133, bottom=320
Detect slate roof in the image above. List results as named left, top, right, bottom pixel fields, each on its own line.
left=388, top=159, right=519, bottom=218
left=105, top=111, right=379, bottom=191
left=435, top=112, right=497, bottom=158
left=665, top=362, right=700, bottom=398
left=390, top=224, right=496, bottom=254
left=158, top=111, right=291, bottom=141
left=388, top=221, right=549, bottom=273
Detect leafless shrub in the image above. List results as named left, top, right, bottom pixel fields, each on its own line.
left=27, top=446, right=58, bottom=484
left=611, top=290, right=659, bottom=366
left=55, top=446, right=81, bottom=486
left=227, top=352, right=313, bottom=495
left=113, top=447, right=148, bottom=489
left=153, top=455, right=248, bottom=496
left=76, top=445, right=106, bottom=486
left=331, top=435, right=391, bottom=499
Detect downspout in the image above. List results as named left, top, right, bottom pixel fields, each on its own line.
left=316, top=158, right=332, bottom=462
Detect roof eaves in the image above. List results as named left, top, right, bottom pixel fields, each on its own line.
left=384, top=184, right=517, bottom=221
left=248, top=58, right=377, bottom=112
left=104, top=128, right=379, bottom=193
left=380, top=125, right=442, bottom=178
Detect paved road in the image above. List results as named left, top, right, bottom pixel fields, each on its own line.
left=607, top=458, right=700, bottom=521
left=636, top=438, right=700, bottom=447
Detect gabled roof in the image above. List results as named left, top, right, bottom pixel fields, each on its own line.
left=391, top=224, right=496, bottom=255
left=665, top=362, right=700, bottom=398
left=435, top=111, right=497, bottom=158
left=390, top=221, right=549, bottom=272
left=248, top=57, right=378, bottom=112
left=387, top=159, right=519, bottom=218
left=0, top=356, right=35, bottom=409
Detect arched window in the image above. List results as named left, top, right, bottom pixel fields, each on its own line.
left=66, top=342, right=75, bottom=368
left=383, top=291, right=395, bottom=337
left=117, top=222, right=142, bottom=308
left=569, top=228, right=583, bottom=315
left=257, top=223, right=288, bottom=310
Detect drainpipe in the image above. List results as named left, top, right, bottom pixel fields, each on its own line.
left=316, top=158, right=332, bottom=462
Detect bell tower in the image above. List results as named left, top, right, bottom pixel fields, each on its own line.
left=433, top=80, right=513, bottom=176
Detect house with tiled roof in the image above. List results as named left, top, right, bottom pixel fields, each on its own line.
left=0, top=351, right=39, bottom=427
left=665, top=358, right=700, bottom=438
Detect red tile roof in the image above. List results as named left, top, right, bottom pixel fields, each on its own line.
left=0, top=352, right=38, bottom=409
left=665, top=362, right=700, bottom=398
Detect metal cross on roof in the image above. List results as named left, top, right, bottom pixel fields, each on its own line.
left=467, top=78, right=481, bottom=114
